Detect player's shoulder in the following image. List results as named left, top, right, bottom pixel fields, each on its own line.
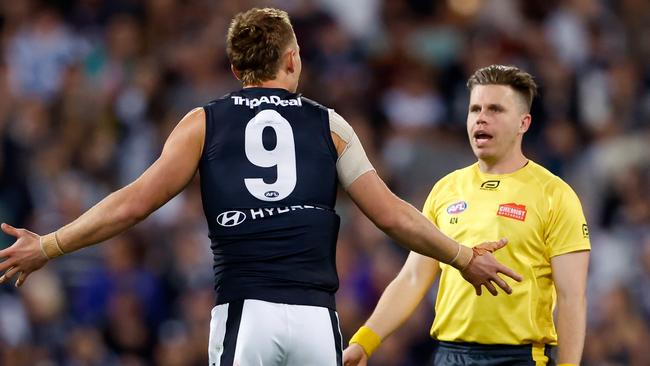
left=300, top=95, right=331, bottom=111
left=203, top=92, right=238, bottom=109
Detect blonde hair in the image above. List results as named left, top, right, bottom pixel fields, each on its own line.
left=226, top=8, right=295, bottom=85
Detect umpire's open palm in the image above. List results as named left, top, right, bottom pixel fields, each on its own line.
left=0, top=223, right=48, bottom=287
left=461, top=239, right=523, bottom=296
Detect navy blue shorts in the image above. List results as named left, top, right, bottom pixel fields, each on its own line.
left=431, top=341, right=556, bottom=366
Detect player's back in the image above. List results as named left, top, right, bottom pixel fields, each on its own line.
left=200, top=87, right=340, bottom=309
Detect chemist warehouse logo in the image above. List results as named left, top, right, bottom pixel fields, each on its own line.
left=216, top=205, right=324, bottom=227
left=497, top=203, right=527, bottom=222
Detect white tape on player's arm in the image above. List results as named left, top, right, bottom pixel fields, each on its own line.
left=328, top=109, right=375, bottom=188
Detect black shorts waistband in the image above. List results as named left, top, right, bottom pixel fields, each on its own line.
left=215, top=284, right=336, bottom=310
left=437, top=341, right=554, bottom=356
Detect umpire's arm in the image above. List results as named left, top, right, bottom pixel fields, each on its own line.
left=551, top=250, right=590, bottom=365
left=343, top=251, right=439, bottom=364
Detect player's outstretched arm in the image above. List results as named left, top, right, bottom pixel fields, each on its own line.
left=552, top=250, right=589, bottom=365
left=328, top=109, right=521, bottom=293
left=344, top=251, right=439, bottom=364
left=0, top=108, right=206, bottom=287
left=346, top=171, right=522, bottom=295
left=346, top=171, right=463, bottom=264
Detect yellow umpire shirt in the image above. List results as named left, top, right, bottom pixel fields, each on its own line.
left=423, top=161, right=591, bottom=346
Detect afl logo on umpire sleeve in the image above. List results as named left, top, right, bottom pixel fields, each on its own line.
left=216, top=210, right=247, bottom=227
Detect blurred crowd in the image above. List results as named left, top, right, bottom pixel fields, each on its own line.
left=1, top=0, right=649, bottom=365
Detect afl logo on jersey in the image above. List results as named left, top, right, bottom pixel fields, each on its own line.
left=446, top=201, right=468, bottom=215
left=264, top=191, right=280, bottom=198
left=216, top=210, right=247, bottom=227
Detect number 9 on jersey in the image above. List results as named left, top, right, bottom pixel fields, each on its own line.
left=244, top=110, right=297, bottom=202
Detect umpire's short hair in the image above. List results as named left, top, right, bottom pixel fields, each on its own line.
left=467, top=65, right=538, bottom=111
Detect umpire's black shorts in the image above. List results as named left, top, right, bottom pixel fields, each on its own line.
left=431, top=341, right=556, bottom=366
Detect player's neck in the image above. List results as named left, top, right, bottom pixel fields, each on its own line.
left=244, top=75, right=297, bottom=93
left=477, top=152, right=528, bottom=175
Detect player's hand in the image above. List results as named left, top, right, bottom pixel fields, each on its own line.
left=461, top=238, right=523, bottom=296
left=0, top=223, right=49, bottom=287
left=343, top=343, right=368, bottom=366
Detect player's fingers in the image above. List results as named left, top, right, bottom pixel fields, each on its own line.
left=474, top=284, right=482, bottom=296
left=476, top=238, right=507, bottom=253
left=15, top=271, right=31, bottom=287
left=493, top=238, right=508, bottom=250
left=0, top=266, right=13, bottom=283
left=0, top=258, right=15, bottom=273
left=484, top=238, right=508, bottom=252
left=484, top=281, right=498, bottom=296
left=1, top=223, right=21, bottom=238
left=0, top=266, right=20, bottom=284
left=497, top=264, right=523, bottom=282
left=491, top=274, right=512, bottom=295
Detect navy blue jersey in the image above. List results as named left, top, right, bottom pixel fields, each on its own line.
left=200, top=88, right=340, bottom=309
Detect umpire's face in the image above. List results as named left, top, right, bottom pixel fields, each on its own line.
left=466, top=84, right=531, bottom=164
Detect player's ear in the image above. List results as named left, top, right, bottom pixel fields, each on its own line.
left=285, top=49, right=296, bottom=74
left=231, top=65, right=242, bottom=81
left=519, top=114, right=531, bottom=134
